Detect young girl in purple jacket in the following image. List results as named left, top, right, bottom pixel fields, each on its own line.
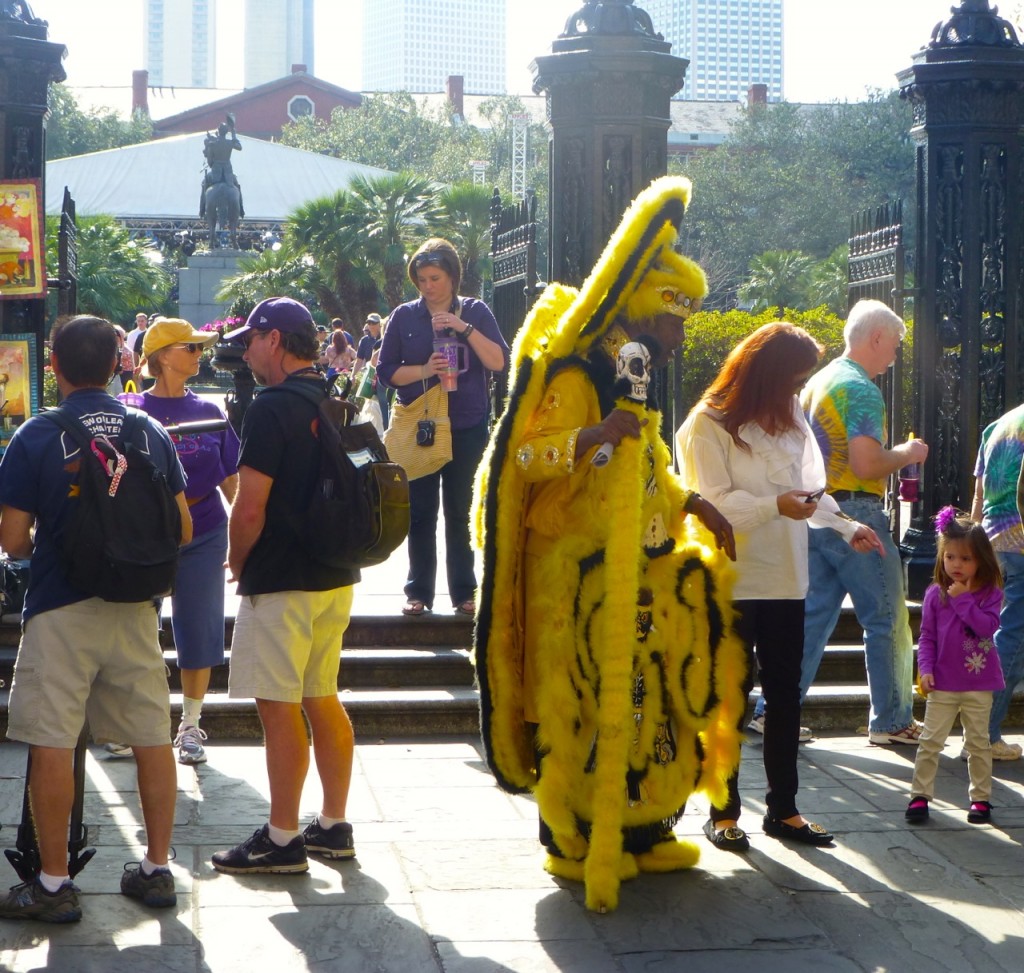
left=906, top=507, right=1004, bottom=825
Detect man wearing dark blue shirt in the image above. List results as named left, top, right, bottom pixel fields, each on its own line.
left=0, top=316, right=190, bottom=923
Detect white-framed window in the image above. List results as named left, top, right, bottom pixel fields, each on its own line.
left=287, top=95, right=315, bottom=121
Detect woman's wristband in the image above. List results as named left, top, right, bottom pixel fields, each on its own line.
left=462, top=323, right=475, bottom=338
left=683, top=491, right=702, bottom=513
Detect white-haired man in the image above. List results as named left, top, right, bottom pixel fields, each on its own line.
left=795, top=299, right=928, bottom=744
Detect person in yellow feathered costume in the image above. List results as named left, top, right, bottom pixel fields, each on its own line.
left=472, top=176, right=748, bottom=913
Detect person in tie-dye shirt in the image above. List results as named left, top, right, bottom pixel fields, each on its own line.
left=971, top=403, right=1024, bottom=760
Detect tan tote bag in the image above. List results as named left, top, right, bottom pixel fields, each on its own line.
left=383, top=380, right=453, bottom=481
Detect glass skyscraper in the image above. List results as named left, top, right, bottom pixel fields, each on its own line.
left=363, top=0, right=506, bottom=95
left=643, top=0, right=783, bottom=102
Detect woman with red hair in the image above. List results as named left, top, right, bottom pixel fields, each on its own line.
left=677, top=323, right=882, bottom=852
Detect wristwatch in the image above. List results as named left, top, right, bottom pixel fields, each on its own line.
left=461, top=323, right=475, bottom=338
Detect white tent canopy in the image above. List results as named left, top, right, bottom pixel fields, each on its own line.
left=45, top=133, right=394, bottom=222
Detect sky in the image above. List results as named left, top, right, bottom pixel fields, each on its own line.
left=32, top=0, right=992, bottom=104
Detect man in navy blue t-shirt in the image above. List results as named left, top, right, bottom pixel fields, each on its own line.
left=0, top=316, right=190, bottom=923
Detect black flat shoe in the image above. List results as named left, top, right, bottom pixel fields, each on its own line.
left=762, top=813, right=834, bottom=846
left=702, top=818, right=749, bottom=852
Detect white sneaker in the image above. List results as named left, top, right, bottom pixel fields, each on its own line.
left=960, top=739, right=1023, bottom=761
left=746, top=713, right=813, bottom=742
left=174, top=723, right=208, bottom=765
left=103, top=742, right=134, bottom=759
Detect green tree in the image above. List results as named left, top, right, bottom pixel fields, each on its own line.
left=285, top=192, right=380, bottom=323
left=281, top=91, right=549, bottom=226
left=46, top=86, right=153, bottom=160
left=215, top=245, right=320, bottom=315
left=680, top=306, right=847, bottom=413
left=281, top=92, right=445, bottom=174
left=808, top=246, right=849, bottom=316
left=435, top=182, right=493, bottom=298
left=675, top=91, right=914, bottom=299
left=739, top=250, right=815, bottom=313
left=45, top=215, right=171, bottom=324
left=348, top=172, right=439, bottom=309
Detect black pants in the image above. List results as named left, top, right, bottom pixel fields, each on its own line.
left=404, top=419, right=488, bottom=609
left=711, top=599, right=804, bottom=823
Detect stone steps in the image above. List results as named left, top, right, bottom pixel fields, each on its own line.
left=3, top=601, right=1022, bottom=741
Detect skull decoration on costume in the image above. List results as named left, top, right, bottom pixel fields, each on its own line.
left=616, top=341, right=652, bottom=403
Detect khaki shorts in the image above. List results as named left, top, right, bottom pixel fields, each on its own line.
left=228, top=587, right=354, bottom=703
left=7, top=599, right=170, bottom=749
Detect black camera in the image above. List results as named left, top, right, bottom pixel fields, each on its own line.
left=416, top=419, right=436, bottom=447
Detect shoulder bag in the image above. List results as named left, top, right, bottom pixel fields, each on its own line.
left=383, top=380, right=452, bottom=481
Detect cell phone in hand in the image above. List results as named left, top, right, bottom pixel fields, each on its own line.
left=804, top=487, right=825, bottom=504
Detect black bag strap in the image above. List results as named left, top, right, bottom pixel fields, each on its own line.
left=263, top=377, right=329, bottom=409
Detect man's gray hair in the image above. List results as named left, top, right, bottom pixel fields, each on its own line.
left=844, top=299, right=906, bottom=350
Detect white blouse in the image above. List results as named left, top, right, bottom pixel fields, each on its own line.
left=676, top=400, right=858, bottom=601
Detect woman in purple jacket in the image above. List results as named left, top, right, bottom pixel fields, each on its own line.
left=377, top=239, right=508, bottom=618
left=906, top=507, right=1004, bottom=825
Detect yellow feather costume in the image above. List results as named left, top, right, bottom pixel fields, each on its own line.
left=472, top=177, right=746, bottom=913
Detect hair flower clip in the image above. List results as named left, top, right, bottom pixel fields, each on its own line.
left=934, top=505, right=959, bottom=535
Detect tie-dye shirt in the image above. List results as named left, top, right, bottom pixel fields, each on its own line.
left=975, top=403, right=1024, bottom=553
left=801, top=356, right=886, bottom=496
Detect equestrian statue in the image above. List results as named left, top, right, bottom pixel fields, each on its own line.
left=200, top=113, right=244, bottom=250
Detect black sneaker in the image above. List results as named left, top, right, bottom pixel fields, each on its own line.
left=211, top=824, right=308, bottom=874
left=120, top=862, right=177, bottom=908
left=302, top=818, right=356, bottom=860
left=0, top=878, right=82, bottom=923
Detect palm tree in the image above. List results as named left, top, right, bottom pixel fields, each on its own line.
left=216, top=246, right=320, bottom=315
left=286, top=192, right=380, bottom=323
left=739, top=250, right=815, bottom=314
left=435, top=182, right=493, bottom=298
left=347, top=172, right=439, bottom=310
left=46, top=216, right=171, bottom=324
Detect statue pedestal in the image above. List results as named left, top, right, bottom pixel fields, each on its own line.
left=177, top=251, right=243, bottom=327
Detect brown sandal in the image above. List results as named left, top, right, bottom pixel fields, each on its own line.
left=455, top=599, right=475, bottom=616
left=402, top=600, right=428, bottom=617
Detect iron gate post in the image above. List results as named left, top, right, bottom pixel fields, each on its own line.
left=897, top=1, right=1024, bottom=597
left=532, top=1, right=688, bottom=289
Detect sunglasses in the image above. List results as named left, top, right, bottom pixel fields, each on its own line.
left=169, top=342, right=205, bottom=353
left=242, top=330, right=271, bottom=350
left=412, top=253, right=447, bottom=272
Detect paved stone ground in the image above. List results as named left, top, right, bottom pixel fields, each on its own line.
left=2, top=730, right=1024, bottom=972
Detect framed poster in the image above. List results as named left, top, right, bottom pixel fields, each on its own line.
left=0, top=180, right=44, bottom=299
left=0, top=333, right=38, bottom=451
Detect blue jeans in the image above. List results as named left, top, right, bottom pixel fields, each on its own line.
left=988, top=551, right=1024, bottom=741
left=751, top=498, right=913, bottom=729
left=799, top=497, right=914, bottom=734
left=405, top=419, right=488, bottom=609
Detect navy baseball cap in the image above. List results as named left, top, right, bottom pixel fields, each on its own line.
left=222, top=297, right=314, bottom=342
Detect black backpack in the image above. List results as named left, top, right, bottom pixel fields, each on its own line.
left=268, top=380, right=410, bottom=570
left=42, top=408, right=182, bottom=602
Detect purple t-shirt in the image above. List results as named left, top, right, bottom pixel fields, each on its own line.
left=140, top=391, right=239, bottom=537
left=376, top=296, right=508, bottom=431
